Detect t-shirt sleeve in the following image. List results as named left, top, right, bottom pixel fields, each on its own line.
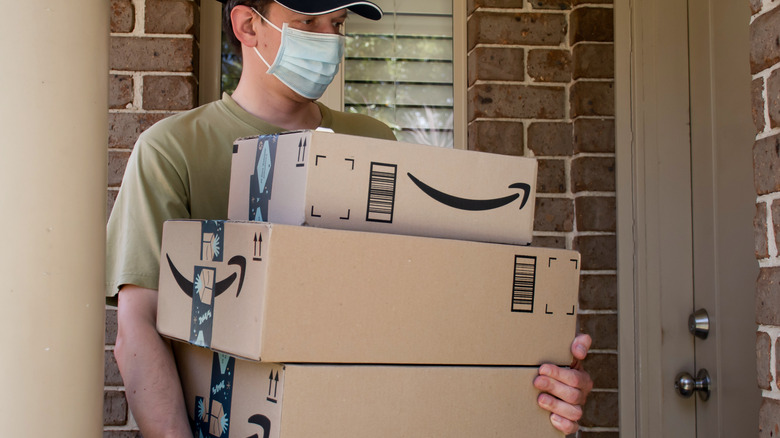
left=106, top=135, right=190, bottom=299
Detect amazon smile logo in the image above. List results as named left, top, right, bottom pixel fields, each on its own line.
left=407, top=173, right=531, bottom=211
left=166, top=254, right=247, bottom=299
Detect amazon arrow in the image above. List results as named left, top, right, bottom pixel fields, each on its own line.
left=407, top=173, right=531, bottom=211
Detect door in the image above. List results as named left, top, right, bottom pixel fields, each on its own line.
left=616, top=0, right=760, bottom=435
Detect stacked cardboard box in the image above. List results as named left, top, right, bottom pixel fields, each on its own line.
left=157, top=131, right=579, bottom=437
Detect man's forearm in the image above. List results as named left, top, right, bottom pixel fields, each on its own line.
left=114, top=286, right=191, bottom=438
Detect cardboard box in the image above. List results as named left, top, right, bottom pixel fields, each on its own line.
left=173, top=341, right=563, bottom=438
left=228, top=131, right=537, bottom=245
left=158, top=220, right=580, bottom=366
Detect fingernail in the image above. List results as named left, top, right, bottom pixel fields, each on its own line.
left=539, top=364, right=551, bottom=376
left=576, top=345, right=587, bottom=357
left=538, top=394, right=552, bottom=408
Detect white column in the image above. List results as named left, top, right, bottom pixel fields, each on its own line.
left=0, top=1, right=108, bottom=436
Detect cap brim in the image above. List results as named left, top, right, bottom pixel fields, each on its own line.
left=274, top=0, right=383, bottom=20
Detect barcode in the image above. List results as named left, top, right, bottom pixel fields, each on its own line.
left=366, top=162, right=398, bottom=223
left=512, top=255, right=537, bottom=313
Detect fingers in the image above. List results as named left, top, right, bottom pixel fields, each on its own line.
left=537, top=364, right=593, bottom=402
left=571, top=333, right=592, bottom=362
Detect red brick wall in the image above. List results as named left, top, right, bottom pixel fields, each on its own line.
left=106, top=0, right=199, bottom=435
left=751, top=0, right=780, bottom=435
left=467, top=1, right=616, bottom=436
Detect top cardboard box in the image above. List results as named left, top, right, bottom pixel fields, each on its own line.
left=228, top=131, right=537, bottom=245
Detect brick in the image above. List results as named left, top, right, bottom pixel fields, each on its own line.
left=573, top=43, right=614, bottom=79
left=768, top=69, right=780, bottom=129
left=530, top=0, right=571, bottom=10
left=576, top=196, right=616, bottom=231
left=572, top=156, right=615, bottom=192
left=759, top=398, right=780, bottom=438
left=108, top=150, right=132, bottom=187
left=105, top=307, right=118, bottom=345
left=570, top=7, right=614, bottom=44
left=103, top=390, right=128, bottom=426
left=578, top=314, right=617, bottom=350
left=574, top=118, right=615, bottom=153
left=469, top=83, right=566, bottom=120
left=146, top=0, right=196, bottom=34
left=750, top=6, right=780, bottom=74
left=755, top=202, right=769, bottom=259
left=468, top=47, right=524, bottom=85
left=537, top=158, right=566, bottom=193
left=110, top=74, right=134, bottom=110
left=580, top=390, right=618, bottom=427
left=110, top=36, right=196, bottom=72
left=758, top=331, right=772, bottom=390
left=103, top=432, right=142, bottom=438
left=467, top=120, right=525, bottom=155
left=534, top=197, right=574, bottom=232
left=527, top=49, right=572, bottom=83
left=777, top=337, right=780, bottom=390
left=469, top=0, right=524, bottom=11
left=111, top=0, right=135, bottom=33
left=105, top=350, right=124, bottom=386
left=143, top=75, right=197, bottom=110
left=753, top=133, right=780, bottom=195
left=467, top=11, right=567, bottom=49
left=572, top=0, right=612, bottom=4
left=581, top=432, right=619, bottom=438
left=757, top=267, right=780, bottom=325
left=774, top=199, right=780, bottom=256
left=583, top=353, right=617, bottom=388
left=754, top=77, right=767, bottom=133
left=571, top=80, right=615, bottom=117
left=531, top=235, right=567, bottom=248
left=108, top=112, right=169, bottom=148
left=579, top=274, right=617, bottom=310
left=528, top=122, right=573, bottom=156
left=575, top=234, right=617, bottom=270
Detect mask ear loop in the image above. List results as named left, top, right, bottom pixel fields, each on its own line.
left=249, top=7, right=282, bottom=70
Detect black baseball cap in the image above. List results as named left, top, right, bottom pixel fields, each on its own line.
left=219, top=0, right=383, bottom=20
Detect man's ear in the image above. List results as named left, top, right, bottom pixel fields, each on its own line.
left=231, top=5, right=259, bottom=48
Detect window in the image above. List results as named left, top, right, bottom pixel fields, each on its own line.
left=202, top=1, right=465, bottom=148
left=343, top=0, right=458, bottom=147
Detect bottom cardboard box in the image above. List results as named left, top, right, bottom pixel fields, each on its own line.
left=173, top=342, right=563, bottom=438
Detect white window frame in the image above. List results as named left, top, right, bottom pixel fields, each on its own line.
left=199, top=0, right=466, bottom=150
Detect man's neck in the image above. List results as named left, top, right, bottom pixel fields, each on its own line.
left=231, top=77, right=322, bottom=131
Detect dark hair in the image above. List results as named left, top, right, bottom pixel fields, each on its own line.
left=222, top=0, right=274, bottom=52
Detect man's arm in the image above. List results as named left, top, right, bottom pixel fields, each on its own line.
left=534, top=333, right=594, bottom=435
left=114, top=285, right=191, bottom=438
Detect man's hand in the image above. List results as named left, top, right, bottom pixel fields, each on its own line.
left=533, top=333, right=593, bottom=435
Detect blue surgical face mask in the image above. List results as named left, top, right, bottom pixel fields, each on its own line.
left=251, top=9, right=345, bottom=100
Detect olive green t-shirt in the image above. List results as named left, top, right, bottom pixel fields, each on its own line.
left=106, top=93, right=395, bottom=299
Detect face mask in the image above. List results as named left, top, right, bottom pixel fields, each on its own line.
left=251, top=9, right=345, bottom=100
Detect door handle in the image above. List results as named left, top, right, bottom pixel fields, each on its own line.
left=674, top=369, right=711, bottom=401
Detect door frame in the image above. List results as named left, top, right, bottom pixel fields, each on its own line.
left=615, top=0, right=697, bottom=435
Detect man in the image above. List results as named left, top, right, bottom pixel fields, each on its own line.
left=107, top=1, right=593, bottom=436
